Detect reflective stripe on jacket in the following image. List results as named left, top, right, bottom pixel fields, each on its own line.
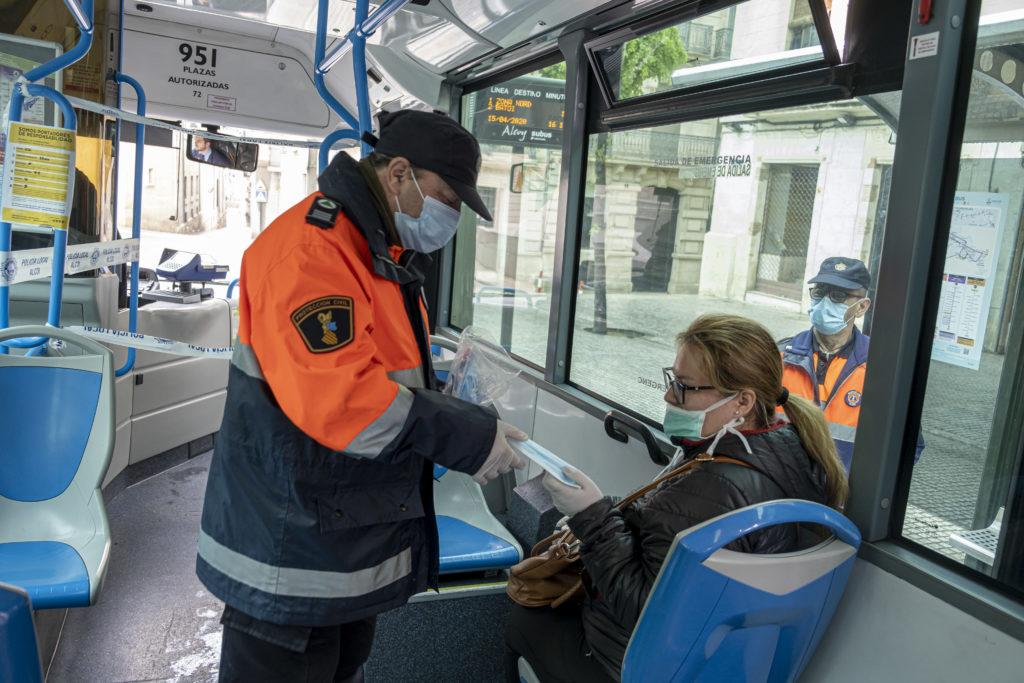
left=197, top=154, right=496, bottom=626
left=779, top=327, right=870, bottom=471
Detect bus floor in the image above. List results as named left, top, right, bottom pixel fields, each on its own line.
left=48, top=452, right=222, bottom=682
left=44, top=451, right=515, bottom=683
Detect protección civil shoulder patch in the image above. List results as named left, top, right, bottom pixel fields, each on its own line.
left=291, top=296, right=354, bottom=353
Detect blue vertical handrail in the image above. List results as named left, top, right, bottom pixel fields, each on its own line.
left=318, top=128, right=361, bottom=174
left=1, top=0, right=93, bottom=354
left=111, top=73, right=145, bottom=376
left=313, top=0, right=414, bottom=166
left=352, top=0, right=373, bottom=157
left=314, top=0, right=360, bottom=130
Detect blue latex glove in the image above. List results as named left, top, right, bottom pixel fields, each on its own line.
left=542, top=466, right=603, bottom=517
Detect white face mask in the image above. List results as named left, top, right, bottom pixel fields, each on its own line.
left=393, top=169, right=461, bottom=253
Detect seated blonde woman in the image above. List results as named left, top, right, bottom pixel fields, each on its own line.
left=506, top=314, right=849, bottom=683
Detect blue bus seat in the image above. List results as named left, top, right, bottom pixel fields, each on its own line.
left=0, top=326, right=115, bottom=609
left=0, top=583, right=44, bottom=683
left=621, top=499, right=861, bottom=683
left=434, top=471, right=522, bottom=574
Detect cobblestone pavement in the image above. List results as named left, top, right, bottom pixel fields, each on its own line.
left=470, top=289, right=1003, bottom=565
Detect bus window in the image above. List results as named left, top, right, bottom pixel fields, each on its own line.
left=589, top=0, right=835, bottom=104
left=452, top=64, right=567, bottom=366
left=566, top=96, right=897, bottom=425
left=902, top=3, right=1024, bottom=587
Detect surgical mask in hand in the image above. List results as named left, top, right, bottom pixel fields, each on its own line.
left=808, top=297, right=859, bottom=335
left=394, top=169, right=461, bottom=253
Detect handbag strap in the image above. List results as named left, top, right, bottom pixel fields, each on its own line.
left=530, top=453, right=754, bottom=557
left=614, top=453, right=753, bottom=510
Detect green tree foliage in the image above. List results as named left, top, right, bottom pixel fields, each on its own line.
left=618, top=27, right=688, bottom=97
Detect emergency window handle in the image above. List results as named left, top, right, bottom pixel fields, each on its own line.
left=604, top=410, right=667, bottom=465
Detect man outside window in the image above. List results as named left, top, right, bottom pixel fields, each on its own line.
left=196, top=110, right=526, bottom=682
left=779, top=256, right=924, bottom=471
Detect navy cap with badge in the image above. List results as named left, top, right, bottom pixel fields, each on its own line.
left=362, top=110, right=492, bottom=222
left=808, top=256, right=871, bottom=292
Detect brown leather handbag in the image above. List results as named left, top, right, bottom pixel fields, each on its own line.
left=506, top=453, right=752, bottom=608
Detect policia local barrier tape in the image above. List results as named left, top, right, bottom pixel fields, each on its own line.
left=1, top=238, right=140, bottom=285
left=64, top=325, right=234, bottom=359
left=47, top=85, right=326, bottom=149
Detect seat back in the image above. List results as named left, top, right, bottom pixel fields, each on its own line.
left=0, top=326, right=115, bottom=608
left=0, top=326, right=114, bottom=503
left=0, top=583, right=44, bottom=683
left=622, top=500, right=861, bottom=683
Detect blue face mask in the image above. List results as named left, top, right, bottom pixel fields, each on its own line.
left=808, top=297, right=860, bottom=335
left=394, top=169, right=461, bottom=253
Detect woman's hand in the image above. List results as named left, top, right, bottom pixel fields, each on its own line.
left=542, top=467, right=603, bottom=516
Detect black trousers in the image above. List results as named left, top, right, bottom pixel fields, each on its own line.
left=505, top=603, right=617, bottom=683
left=218, top=605, right=376, bottom=683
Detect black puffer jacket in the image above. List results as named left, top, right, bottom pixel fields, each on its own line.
left=568, top=421, right=829, bottom=679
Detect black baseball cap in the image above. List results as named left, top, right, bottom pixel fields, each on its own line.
left=364, top=110, right=492, bottom=222
left=808, top=257, right=871, bottom=291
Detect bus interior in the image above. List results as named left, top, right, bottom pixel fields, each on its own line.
left=1, top=0, right=1023, bottom=681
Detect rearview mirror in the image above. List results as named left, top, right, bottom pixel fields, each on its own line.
left=187, top=134, right=258, bottom=172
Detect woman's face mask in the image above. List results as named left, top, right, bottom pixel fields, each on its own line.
left=808, top=296, right=863, bottom=335
left=663, top=393, right=737, bottom=441
left=394, top=168, right=461, bottom=253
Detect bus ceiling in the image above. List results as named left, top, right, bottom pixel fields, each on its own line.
left=117, top=0, right=611, bottom=139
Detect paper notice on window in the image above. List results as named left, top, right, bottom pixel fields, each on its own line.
left=0, top=121, right=75, bottom=230
left=931, top=192, right=1009, bottom=370
left=510, top=439, right=581, bottom=488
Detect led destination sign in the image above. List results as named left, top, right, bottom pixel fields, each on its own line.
left=471, top=77, right=565, bottom=149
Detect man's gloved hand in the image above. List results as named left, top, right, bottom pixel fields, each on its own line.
left=542, top=467, right=603, bottom=517
left=472, top=420, right=528, bottom=484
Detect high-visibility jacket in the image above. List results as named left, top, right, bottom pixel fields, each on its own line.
left=779, top=328, right=870, bottom=471
left=197, top=153, right=496, bottom=627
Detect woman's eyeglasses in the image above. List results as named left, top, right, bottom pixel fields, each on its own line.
left=662, top=367, right=714, bottom=405
left=809, top=285, right=857, bottom=304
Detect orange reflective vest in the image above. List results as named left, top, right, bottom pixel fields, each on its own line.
left=778, top=328, right=869, bottom=471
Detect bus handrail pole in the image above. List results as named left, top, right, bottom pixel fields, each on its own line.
left=23, top=0, right=95, bottom=84
left=314, top=0, right=360, bottom=130
left=318, top=128, right=361, bottom=174
left=111, top=72, right=146, bottom=377
left=317, top=0, right=413, bottom=74
left=353, top=0, right=373, bottom=157
left=1, top=0, right=93, bottom=354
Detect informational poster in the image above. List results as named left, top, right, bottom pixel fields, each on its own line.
left=1, top=55, right=48, bottom=169
left=931, top=191, right=1009, bottom=370
left=0, top=121, right=76, bottom=229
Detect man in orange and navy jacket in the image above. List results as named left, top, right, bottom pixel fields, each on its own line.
left=779, top=256, right=924, bottom=472
left=197, top=110, right=526, bottom=682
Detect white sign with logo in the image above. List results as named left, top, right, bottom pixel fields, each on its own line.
left=121, top=30, right=331, bottom=128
